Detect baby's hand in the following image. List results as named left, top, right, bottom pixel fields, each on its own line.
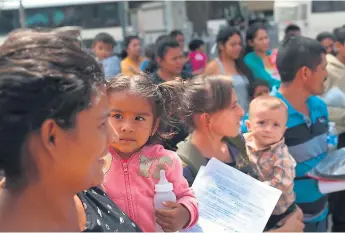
left=155, top=202, right=190, bottom=232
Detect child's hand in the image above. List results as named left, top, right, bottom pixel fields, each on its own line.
left=155, top=201, right=190, bottom=232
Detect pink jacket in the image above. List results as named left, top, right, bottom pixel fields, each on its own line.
left=103, top=144, right=199, bottom=232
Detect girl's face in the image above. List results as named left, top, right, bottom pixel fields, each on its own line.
left=108, top=92, right=157, bottom=157
left=253, top=85, right=270, bottom=99
left=206, top=90, right=245, bottom=138
left=251, top=29, right=270, bottom=53
left=127, top=38, right=142, bottom=58
left=219, top=34, right=242, bottom=60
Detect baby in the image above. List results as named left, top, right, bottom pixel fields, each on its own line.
left=243, top=95, right=297, bottom=229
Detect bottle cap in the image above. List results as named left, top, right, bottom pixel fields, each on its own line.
left=329, top=122, right=336, bottom=127
left=155, top=169, right=173, bottom=192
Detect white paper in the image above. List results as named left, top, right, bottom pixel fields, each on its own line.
left=318, top=180, right=345, bottom=194
left=183, top=158, right=282, bottom=233
left=322, top=87, right=345, bottom=107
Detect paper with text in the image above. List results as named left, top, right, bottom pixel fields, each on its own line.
left=183, top=158, right=282, bottom=233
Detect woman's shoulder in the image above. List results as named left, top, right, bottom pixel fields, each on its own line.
left=244, top=52, right=258, bottom=62
left=79, top=187, right=142, bottom=232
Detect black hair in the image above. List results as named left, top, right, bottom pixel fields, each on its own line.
left=92, top=32, right=116, bottom=47
left=245, top=22, right=267, bottom=55
left=276, top=36, right=326, bottom=83
left=144, top=43, right=156, bottom=61
left=216, top=26, right=254, bottom=83
left=155, top=37, right=180, bottom=59
left=248, top=79, right=269, bottom=99
left=284, top=24, right=301, bottom=35
left=181, top=75, right=234, bottom=129
left=169, top=30, right=183, bottom=38
left=188, top=39, right=204, bottom=52
left=316, top=32, right=336, bottom=43
left=120, top=35, right=140, bottom=60
left=106, top=74, right=184, bottom=143
left=106, top=74, right=236, bottom=137
left=333, top=27, right=341, bottom=36
left=0, top=28, right=104, bottom=190
left=156, top=35, right=169, bottom=44
left=334, top=28, right=345, bottom=44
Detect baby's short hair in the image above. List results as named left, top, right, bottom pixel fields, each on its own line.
left=249, top=95, right=288, bottom=119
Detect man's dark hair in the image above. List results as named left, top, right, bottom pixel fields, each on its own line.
left=170, top=30, right=183, bottom=38
left=284, top=24, right=300, bottom=35
left=334, top=28, right=345, bottom=44
left=156, top=37, right=180, bottom=59
left=92, top=32, right=116, bottom=47
left=156, top=34, right=169, bottom=44
left=188, top=39, right=204, bottom=51
left=316, top=32, right=336, bottom=43
left=277, top=36, right=326, bottom=83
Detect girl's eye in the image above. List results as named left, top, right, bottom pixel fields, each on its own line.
left=258, top=121, right=265, bottom=125
left=274, top=123, right=280, bottom=127
left=112, top=114, right=123, bottom=120
left=135, top=116, right=145, bottom=121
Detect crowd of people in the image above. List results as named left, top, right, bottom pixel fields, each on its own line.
left=0, top=20, right=344, bottom=233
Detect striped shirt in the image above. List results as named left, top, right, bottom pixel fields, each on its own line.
left=271, top=88, right=329, bottom=223
left=244, top=133, right=296, bottom=215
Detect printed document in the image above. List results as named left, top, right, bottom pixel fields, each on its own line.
left=183, top=158, right=282, bottom=233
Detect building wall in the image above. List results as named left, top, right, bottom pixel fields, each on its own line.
left=245, top=1, right=274, bottom=11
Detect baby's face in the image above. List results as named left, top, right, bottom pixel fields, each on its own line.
left=248, top=107, right=287, bottom=147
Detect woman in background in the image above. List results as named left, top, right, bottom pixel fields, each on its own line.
left=244, top=23, right=280, bottom=88
left=204, top=26, right=254, bottom=112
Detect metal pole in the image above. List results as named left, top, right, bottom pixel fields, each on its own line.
left=19, top=0, right=26, bottom=28
left=119, top=1, right=128, bottom=40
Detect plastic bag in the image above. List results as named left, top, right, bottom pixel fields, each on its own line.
left=308, top=149, right=345, bottom=180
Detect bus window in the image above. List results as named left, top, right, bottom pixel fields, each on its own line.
left=312, top=1, right=345, bottom=13
left=0, top=10, right=18, bottom=35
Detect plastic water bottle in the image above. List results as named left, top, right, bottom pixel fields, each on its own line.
left=327, top=122, right=338, bottom=151
left=154, top=169, right=177, bottom=232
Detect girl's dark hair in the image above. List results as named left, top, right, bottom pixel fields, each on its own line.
left=216, top=26, right=254, bottom=83
left=0, top=28, right=104, bottom=189
left=182, top=75, right=234, bottom=129
left=120, top=35, right=140, bottom=60
left=106, top=74, right=184, bottom=143
left=245, top=22, right=267, bottom=55
left=248, top=79, right=269, bottom=99
left=106, top=74, right=235, bottom=133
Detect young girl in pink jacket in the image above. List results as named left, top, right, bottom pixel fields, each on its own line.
left=103, top=74, right=199, bottom=232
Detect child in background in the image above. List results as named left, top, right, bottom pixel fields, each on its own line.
left=244, top=96, right=296, bottom=230
left=188, top=39, right=207, bottom=75
left=248, top=79, right=270, bottom=100
left=240, top=79, right=270, bottom=133
left=92, top=33, right=121, bottom=80
left=103, top=74, right=198, bottom=233
left=140, top=43, right=156, bottom=73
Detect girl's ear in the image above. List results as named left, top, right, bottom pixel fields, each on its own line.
left=151, top=118, right=161, bottom=136
left=200, top=113, right=211, bottom=128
